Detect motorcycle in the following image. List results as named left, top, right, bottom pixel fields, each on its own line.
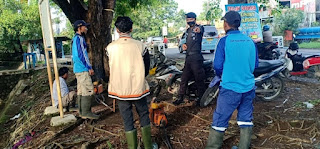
left=256, top=42, right=281, bottom=60
left=200, top=58, right=288, bottom=107
left=284, top=43, right=320, bottom=78
left=148, top=53, right=214, bottom=99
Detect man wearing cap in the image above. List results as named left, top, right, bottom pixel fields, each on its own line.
left=173, top=12, right=206, bottom=106
left=205, top=11, right=259, bottom=149
left=72, top=20, right=99, bottom=120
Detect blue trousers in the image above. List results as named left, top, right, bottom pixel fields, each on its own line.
left=212, top=87, right=255, bottom=132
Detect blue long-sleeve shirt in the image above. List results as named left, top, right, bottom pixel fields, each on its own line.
left=213, top=30, right=259, bottom=93
left=72, top=33, right=92, bottom=73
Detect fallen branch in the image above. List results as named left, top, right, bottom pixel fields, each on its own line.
left=39, top=119, right=84, bottom=147
left=287, top=142, right=303, bottom=149
left=53, top=142, right=64, bottom=149
left=184, top=112, right=211, bottom=123
left=177, top=139, right=183, bottom=148
left=172, top=125, right=206, bottom=129
left=87, top=125, right=120, bottom=137
left=264, top=114, right=274, bottom=121
left=163, top=101, right=211, bottom=123
left=260, top=138, right=268, bottom=146
left=269, top=134, right=311, bottom=143
left=192, top=137, right=203, bottom=146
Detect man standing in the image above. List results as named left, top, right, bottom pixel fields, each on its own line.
left=173, top=12, right=206, bottom=105
left=72, top=20, right=99, bottom=120
left=106, top=17, right=154, bottom=149
left=52, top=67, right=76, bottom=109
left=163, top=36, right=168, bottom=49
left=205, top=11, right=259, bottom=149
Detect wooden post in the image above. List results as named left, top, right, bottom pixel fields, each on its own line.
left=39, top=0, right=64, bottom=118
left=45, top=49, right=54, bottom=106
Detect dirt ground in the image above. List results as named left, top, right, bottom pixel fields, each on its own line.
left=1, top=69, right=320, bottom=149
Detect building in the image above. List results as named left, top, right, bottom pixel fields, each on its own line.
left=279, top=0, right=318, bottom=26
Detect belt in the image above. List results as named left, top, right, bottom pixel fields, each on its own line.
left=186, top=51, right=201, bottom=56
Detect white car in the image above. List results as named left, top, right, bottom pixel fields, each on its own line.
left=145, top=36, right=165, bottom=55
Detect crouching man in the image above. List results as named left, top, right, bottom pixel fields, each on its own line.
left=53, top=67, right=76, bottom=109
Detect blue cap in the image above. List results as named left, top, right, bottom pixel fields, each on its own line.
left=185, top=12, right=197, bottom=18
left=263, top=25, right=270, bottom=31
left=73, top=20, right=90, bottom=30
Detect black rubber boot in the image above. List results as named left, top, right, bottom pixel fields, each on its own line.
left=80, top=96, right=99, bottom=119
left=77, top=95, right=82, bottom=115
left=173, top=95, right=184, bottom=105
left=238, top=127, right=252, bottom=149
left=205, top=128, right=224, bottom=149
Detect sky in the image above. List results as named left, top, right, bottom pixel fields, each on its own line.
left=175, top=0, right=228, bottom=16
left=175, top=0, right=206, bottom=16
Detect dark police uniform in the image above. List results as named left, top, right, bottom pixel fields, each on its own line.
left=179, top=25, right=206, bottom=99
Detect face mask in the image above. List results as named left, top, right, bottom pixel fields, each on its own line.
left=187, top=21, right=195, bottom=26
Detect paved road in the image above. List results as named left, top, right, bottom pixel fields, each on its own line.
left=165, top=47, right=320, bottom=60
left=165, top=47, right=214, bottom=60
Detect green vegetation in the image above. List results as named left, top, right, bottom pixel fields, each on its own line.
left=116, top=0, right=185, bottom=39
left=198, top=0, right=223, bottom=25
left=0, top=0, right=42, bottom=53
left=273, top=8, right=304, bottom=36
left=298, top=41, right=320, bottom=49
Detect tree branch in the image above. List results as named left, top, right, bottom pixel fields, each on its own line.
left=52, top=0, right=87, bottom=23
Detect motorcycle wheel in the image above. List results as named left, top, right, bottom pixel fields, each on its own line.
left=307, top=65, right=320, bottom=78
left=261, top=76, right=284, bottom=101
left=200, top=84, right=219, bottom=107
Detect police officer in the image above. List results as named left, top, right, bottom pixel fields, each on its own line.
left=173, top=12, right=206, bottom=106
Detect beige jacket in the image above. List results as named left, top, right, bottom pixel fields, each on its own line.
left=106, top=37, right=149, bottom=100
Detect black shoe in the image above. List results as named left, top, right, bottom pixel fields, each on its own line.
left=195, top=97, right=201, bottom=106
left=173, top=96, right=184, bottom=105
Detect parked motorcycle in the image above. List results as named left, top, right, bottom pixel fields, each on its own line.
left=200, top=58, right=288, bottom=107
left=148, top=54, right=214, bottom=99
left=256, top=42, right=280, bottom=60
left=284, top=42, right=320, bottom=78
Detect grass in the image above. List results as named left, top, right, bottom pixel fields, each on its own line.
left=295, top=99, right=320, bottom=108
left=298, top=41, right=320, bottom=49
left=0, top=115, right=8, bottom=124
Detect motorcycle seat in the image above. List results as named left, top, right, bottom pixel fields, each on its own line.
left=254, top=59, right=284, bottom=77
left=164, top=60, right=176, bottom=66
left=305, top=55, right=320, bottom=59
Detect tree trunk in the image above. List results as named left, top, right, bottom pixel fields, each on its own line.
left=53, top=0, right=115, bottom=81
left=228, top=0, right=248, bottom=4
left=86, top=0, right=114, bottom=80
left=17, top=39, right=24, bottom=53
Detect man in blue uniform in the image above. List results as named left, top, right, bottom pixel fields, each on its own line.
left=205, top=11, right=259, bottom=149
